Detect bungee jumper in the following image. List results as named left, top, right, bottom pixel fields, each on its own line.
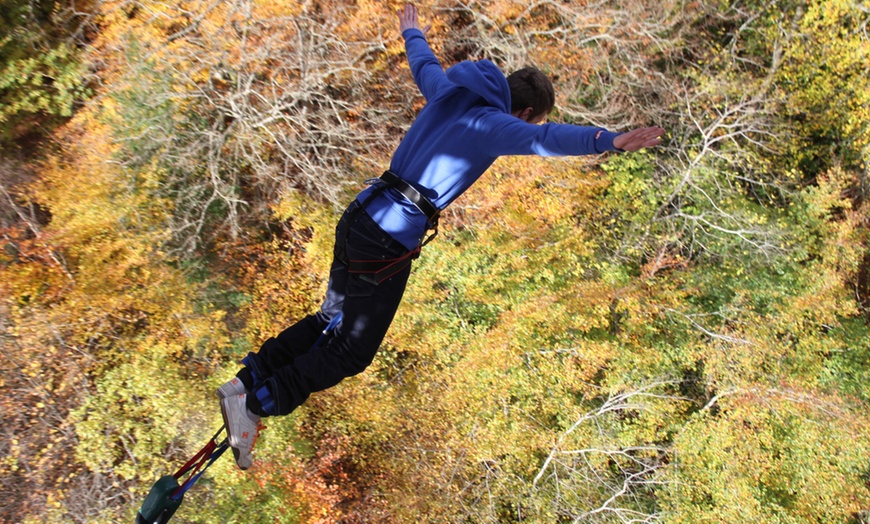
left=214, top=3, right=665, bottom=471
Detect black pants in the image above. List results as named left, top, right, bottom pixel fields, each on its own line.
left=242, top=200, right=413, bottom=416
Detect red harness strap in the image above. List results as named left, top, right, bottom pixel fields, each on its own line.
left=342, top=171, right=440, bottom=284
left=348, top=245, right=421, bottom=284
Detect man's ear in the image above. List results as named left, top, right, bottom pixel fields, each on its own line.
left=513, top=107, right=535, bottom=121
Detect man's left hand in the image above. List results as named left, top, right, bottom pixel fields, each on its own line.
left=613, top=126, right=666, bottom=152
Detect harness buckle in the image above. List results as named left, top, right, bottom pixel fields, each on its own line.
left=379, top=170, right=441, bottom=230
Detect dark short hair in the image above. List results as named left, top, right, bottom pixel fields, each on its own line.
left=507, top=67, right=555, bottom=118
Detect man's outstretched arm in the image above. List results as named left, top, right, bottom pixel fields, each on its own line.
left=397, top=3, right=452, bottom=102
left=482, top=111, right=665, bottom=158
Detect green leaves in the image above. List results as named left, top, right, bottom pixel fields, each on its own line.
left=0, top=42, right=85, bottom=119
left=72, top=356, right=214, bottom=481
left=663, top=389, right=870, bottom=523
left=0, top=0, right=91, bottom=145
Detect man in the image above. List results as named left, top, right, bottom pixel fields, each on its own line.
left=218, top=3, right=665, bottom=470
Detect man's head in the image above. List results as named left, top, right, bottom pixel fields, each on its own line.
left=507, top=67, right=555, bottom=124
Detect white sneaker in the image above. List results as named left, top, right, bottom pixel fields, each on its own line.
left=219, top=394, right=263, bottom=470
left=216, top=377, right=247, bottom=399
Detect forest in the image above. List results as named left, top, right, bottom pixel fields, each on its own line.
left=1, top=0, right=869, bottom=522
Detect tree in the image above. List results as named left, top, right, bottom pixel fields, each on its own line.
left=0, top=0, right=93, bottom=147
left=3, top=0, right=870, bottom=522
left=89, top=0, right=405, bottom=256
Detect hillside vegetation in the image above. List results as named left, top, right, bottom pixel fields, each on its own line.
left=1, top=0, right=869, bottom=522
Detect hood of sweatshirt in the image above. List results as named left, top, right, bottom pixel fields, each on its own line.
left=445, top=60, right=511, bottom=113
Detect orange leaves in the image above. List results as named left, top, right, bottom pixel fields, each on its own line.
left=0, top=230, right=69, bottom=306
left=216, top=198, right=326, bottom=347
left=238, top=448, right=348, bottom=524
left=455, top=155, right=604, bottom=246
left=640, top=244, right=688, bottom=278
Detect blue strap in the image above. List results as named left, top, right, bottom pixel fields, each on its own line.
left=255, top=384, right=276, bottom=415
left=170, top=437, right=230, bottom=501
left=324, top=312, right=343, bottom=333
left=311, top=312, right=343, bottom=350
left=240, top=353, right=262, bottom=387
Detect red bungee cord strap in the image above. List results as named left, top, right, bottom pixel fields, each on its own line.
left=169, top=426, right=229, bottom=501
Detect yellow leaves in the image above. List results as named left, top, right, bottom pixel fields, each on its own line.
left=230, top=212, right=322, bottom=346
left=250, top=0, right=306, bottom=19
left=72, top=354, right=221, bottom=484
left=0, top=56, right=237, bottom=517
left=273, top=188, right=336, bottom=260
left=2, top=259, right=65, bottom=305
left=665, top=387, right=870, bottom=522
left=778, top=0, right=870, bottom=154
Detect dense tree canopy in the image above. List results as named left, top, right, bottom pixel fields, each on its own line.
left=1, top=0, right=868, bottom=523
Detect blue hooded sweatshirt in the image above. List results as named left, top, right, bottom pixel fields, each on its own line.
left=357, top=28, right=622, bottom=250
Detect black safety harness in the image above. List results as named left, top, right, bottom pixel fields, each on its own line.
left=339, top=170, right=441, bottom=284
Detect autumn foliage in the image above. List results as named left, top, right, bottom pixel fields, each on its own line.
left=2, top=0, right=869, bottom=523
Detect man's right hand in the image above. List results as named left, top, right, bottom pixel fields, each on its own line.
left=398, top=3, right=430, bottom=35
